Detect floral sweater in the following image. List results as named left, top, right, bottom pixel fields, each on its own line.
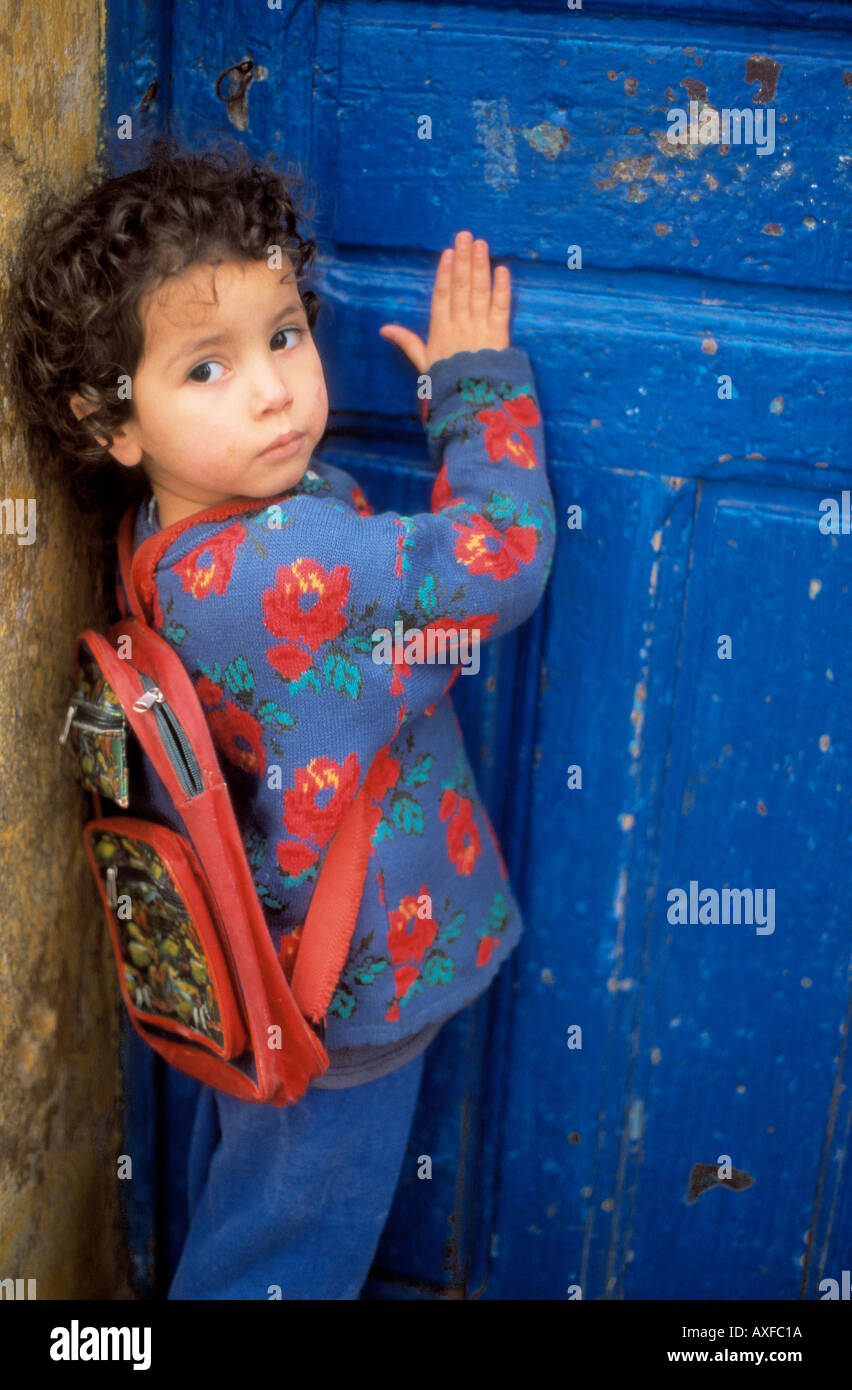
left=127, top=346, right=556, bottom=1068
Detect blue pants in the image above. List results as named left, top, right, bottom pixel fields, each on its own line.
left=168, top=1049, right=427, bottom=1300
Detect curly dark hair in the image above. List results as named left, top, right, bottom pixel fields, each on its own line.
left=4, top=133, right=322, bottom=546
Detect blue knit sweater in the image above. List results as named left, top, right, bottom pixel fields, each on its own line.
left=128, top=346, right=555, bottom=1078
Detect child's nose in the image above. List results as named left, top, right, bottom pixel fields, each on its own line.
left=251, top=357, right=294, bottom=409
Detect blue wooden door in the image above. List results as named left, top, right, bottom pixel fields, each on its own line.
left=106, top=0, right=852, bottom=1299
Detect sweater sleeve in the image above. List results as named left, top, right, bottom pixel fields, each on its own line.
left=382, top=345, right=556, bottom=722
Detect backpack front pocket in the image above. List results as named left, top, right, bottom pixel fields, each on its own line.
left=84, top=817, right=248, bottom=1059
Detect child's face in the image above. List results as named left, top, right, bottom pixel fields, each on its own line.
left=117, top=255, right=328, bottom=529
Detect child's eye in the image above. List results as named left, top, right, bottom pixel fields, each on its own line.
left=187, top=360, right=224, bottom=384
left=271, top=326, right=305, bottom=350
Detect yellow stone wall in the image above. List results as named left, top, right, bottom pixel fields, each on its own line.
left=0, top=0, right=134, bottom=1299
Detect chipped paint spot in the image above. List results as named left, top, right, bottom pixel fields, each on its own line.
left=704, top=173, right=719, bottom=190
left=757, top=800, right=768, bottom=815
left=651, top=170, right=667, bottom=184
left=808, top=579, right=821, bottom=600
left=701, top=336, right=718, bottom=354
left=610, top=154, right=654, bottom=182
left=803, top=216, right=817, bottom=229
left=601, top=1197, right=614, bottom=1211
left=606, top=70, right=618, bottom=81
left=653, top=223, right=672, bottom=236
left=819, top=734, right=830, bottom=752
left=651, top=529, right=662, bottom=552
left=619, top=813, right=635, bottom=831
left=681, top=77, right=707, bottom=102
left=650, top=1047, right=662, bottom=1065
left=628, top=1099, right=644, bottom=1142
left=801, top=977, right=813, bottom=989
left=746, top=54, right=782, bottom=103
left=826, top=668, right=834, bottom=680
left=686, top=1162, right=754, bottom=1203
left=471, top=97, right=519, bottom=191
left=762, top=223, right=784, bottom=236
left=624, top=77, right=638, bottom=95
left=607, top=976, right=635, bottom=992
left=540, top=967, right=555, bottom=986
left=843, top=72, right=852, bottom=87
left=612, top=864, right=628, bottom=922
left=521, top=121, right=570, bottom=159
left=652, top=128, right=701, bottom=161
left=661, top=475, right=686, bottom=490
left=718, top=453, right=732, bottom=463
left=770, top=395, right=784, bottom=414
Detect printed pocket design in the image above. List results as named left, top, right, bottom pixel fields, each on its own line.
left=85, top=820, right=248, bottom=1058
left=61, top=647, right=129, bottom=807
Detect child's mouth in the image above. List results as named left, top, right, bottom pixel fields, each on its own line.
left=258, top=431, right=304, bottom=460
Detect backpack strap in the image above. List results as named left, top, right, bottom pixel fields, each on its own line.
left=118, top=495, right=391, bottom=1029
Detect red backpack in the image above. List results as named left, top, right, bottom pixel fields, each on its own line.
left=59, top=502, right=388, bottom=1106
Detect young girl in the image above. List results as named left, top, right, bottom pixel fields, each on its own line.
left=9, top=138, right=555, bottom=1299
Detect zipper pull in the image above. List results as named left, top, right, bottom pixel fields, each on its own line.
left=132, top=686, right=165, bottom=713
left=58, top=702, right=77, bottom=745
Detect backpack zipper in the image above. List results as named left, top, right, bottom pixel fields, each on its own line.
left=132, top=675, right=205, bottom=798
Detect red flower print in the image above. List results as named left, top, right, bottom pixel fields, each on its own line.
left=265, top=644, right=315, bottom=683
left=477, top=395, right=541, bottom=469
left=195, top=674, right=225, bottom=710
left=275, top=840, right=319, bottom=877
left=172, top=522, right=247, bottom=600
left=387, top=888, right=438, bottom=964
left=283, top=752, right=361, bottom=847
left=391, top=963, right=420, bottom=1000
left=349, top=484, right=373, bottom=517
left=423, top=612, right=499, bottom=644
left=453, top=514, right=537, bottom=580
left=363, top=748, right=400, bottom=804
left=263, top=558, right=350, bottom=650
left=476, top=935, right=500, bottom=967
left=444, top=796, right=481, bottom=876
left=431, top=464, right=461, bottom=512
left=206, top=701, right=266, bottom=777
left=279, top=924, right=304, bottom=982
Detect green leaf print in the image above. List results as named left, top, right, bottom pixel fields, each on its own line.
left=351, top=958, right=388, bottom=986
left=405, top=755, right=434, bottom=788
left=458, top=377, right=497, bottom=407
left=256, top=700, right=296, bottom=731
left=322, top=649, right=362, bottom=700
left=225, top=655, right=255, bottom=698
left=392, top=793, right=424, bottom=835
left=423, top=950, right=454, bottom=985
left=329, top=983, right=356, bottom=1020
left=416, top=573, right=438, bottom=618
left=439, top=912, right=465, bottom=944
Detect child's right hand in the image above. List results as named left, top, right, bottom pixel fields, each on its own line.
left=379, top=230, right=511, bottom=374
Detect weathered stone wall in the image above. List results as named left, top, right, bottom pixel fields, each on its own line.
left=0, top=0, right=133, bottom=1300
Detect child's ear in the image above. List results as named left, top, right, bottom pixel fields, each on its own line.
left=68, top=392, right=142, bottom=468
